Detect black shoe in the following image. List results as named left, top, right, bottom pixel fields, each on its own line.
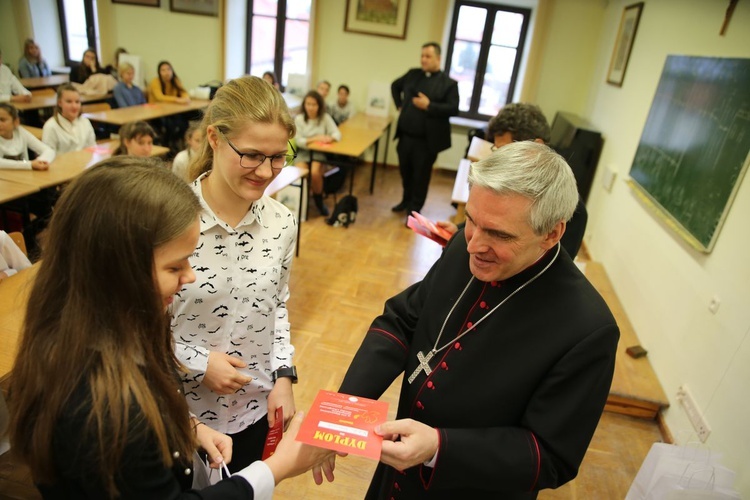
left=313, top=194, right=330, bottom=217
left=391, top=201, right=408, bottom=212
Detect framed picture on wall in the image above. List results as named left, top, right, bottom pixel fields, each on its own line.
left=112, top=0, right=160, bottom=6
left=607, top=2, right=644, bottom=86
left=170, top=0, right=219, bottom=16
left=344, top=0, right=411, bottom=39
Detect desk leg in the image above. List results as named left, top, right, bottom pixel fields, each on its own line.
left=370, top=138, right=380, bottom=194
left=383, top=123, right=392, bottom=168
left=295, top=175, right=306, bottom=257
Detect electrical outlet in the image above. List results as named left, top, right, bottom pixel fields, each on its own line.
left=676, top=384, right=711, bottom=442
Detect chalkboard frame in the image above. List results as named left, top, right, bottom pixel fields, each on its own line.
left=628, top=55, right=750, bottom=253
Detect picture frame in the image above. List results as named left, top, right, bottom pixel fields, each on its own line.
left=112, top=0, right=160, bottom=6
left=607, top=2, right=644, bottom=87
left=170, top=0, right=219, bottom=17
left=345, top=0, right=410, bottom=39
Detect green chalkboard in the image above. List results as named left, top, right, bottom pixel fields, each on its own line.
left=629, top=56, right=750, bottom=252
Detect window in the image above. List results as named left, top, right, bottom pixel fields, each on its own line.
left=57, top=0, right=99, bottom=65
left=246, top=0, right=311, bottom=87
left=445, top=1, right=531, bottom=121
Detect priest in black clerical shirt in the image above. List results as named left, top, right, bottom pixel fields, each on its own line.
left=390, top=42, right=459, bottom=215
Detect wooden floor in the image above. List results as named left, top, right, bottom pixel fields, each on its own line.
left=0, top=164, right=664, bottom=499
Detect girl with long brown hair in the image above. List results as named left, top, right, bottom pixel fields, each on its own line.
left=8, top=157, right=333, bottom=498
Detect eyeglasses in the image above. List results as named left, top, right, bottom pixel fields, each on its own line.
left=218, top=129, right=296, bottom=171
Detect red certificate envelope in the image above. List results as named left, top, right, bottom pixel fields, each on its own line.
left=296, top=390, right=388, bottom=460
left=407, top=211, right=452, bottom=247
left=261, top=407, right=283, bottom=460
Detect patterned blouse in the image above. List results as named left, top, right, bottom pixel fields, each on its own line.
left=172, top=172, right=297, bottom=434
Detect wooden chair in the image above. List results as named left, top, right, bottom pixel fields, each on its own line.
left=8, top=232, right=27, bottom=257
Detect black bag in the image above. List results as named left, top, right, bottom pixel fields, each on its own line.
left=326, top=195, right=358, bottom=228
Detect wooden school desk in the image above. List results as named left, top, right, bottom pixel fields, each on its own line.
left=19, top=74, right=70, bottom=90
left=14, top=93, right=110, bottom=112
left=0, top=265, right=38, bottom=386
left=306, top=114, right=392, bottom=195
left=83, top=100, right=210, bottom=127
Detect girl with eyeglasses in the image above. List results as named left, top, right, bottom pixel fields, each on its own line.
left=172, top=76, right=301, bottom=473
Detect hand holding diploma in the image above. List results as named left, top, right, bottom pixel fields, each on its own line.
left=375, top=418, right=440, bottom=471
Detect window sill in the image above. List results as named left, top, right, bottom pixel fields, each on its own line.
left=450, top=116, right=487, bottom=129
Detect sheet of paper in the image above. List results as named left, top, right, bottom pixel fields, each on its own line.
left=296, top=390, right=388, bottom=460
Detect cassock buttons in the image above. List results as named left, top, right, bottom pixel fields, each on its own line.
left=416, top=401, right=424, bottom=409
left=467, top=321, right=473, bottom=329
left=491, top=281, right=498, bottom=287
left=454, top=341, right=462, bottom=350
left=480, top=301, right=487, bottom=309
left=441, top=361, right=448, bottom=370
left=427, top=381, right=435, bottom=389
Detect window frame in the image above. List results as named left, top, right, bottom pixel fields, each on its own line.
left=245, top=0, right=310, bottom=87
left=444, top=0, right=531, bottom=121
left=56, top=0, right=99, bottom=66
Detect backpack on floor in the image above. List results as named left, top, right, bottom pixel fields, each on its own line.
left=326, top=195, right=358, bottom=228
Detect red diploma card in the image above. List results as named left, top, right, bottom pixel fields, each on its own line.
left=407, top=211, right=452, bottom=247
left=296, top=390, right=388, bottom=460
left=261, top=407, right=283, bottom=460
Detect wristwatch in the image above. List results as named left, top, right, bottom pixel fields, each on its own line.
left=271, top=365, right=298, bottom=384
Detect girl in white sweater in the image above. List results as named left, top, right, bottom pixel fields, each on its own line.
left=293, top=90, right=341, bottom=216
left=0, top=103, right=54, bottom=170
left=42, top=84, right=97, bottom=154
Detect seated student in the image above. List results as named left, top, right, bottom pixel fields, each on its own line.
left=104, top=47, right=128, bottom=78
left=7, top=157, right=337, bottom=498
left=72, top=48, right=106, bottom=85
left=171, top=121, right=202, bottom=181
left=113, top=62, right=146, bottom=108
left=113, top=120, right=155, bottom=157
left=148, top=61, right=190, bottom=152
left=42, top=84, right=97, bottom=153
left=438, top=102, right=589, bottom=258
left=262, top=71, right=280, bottom=90
left=329, top=84, right=355, bottom=125
left=0, top=230, right=32, bottom=283
left=17, top=39, right=51, bottom=78
left=316, top=80, right=331, bottom=100
left=0, top=49, right=32, bottom=103
left=0, top=103, right=54, bottom=170
left=294, top=90, right=341, bottom=216
left=148, top=61, right=190, bottom=105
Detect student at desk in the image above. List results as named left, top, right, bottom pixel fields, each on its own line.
left=0, top=103, right=54, bottom=170
left=42, top=84, right=97, bottom=154
left=17, top=39, right=51, bottom=78
left=0, top=230, right=31, bottom=282
left=0, top=49, right=32, bottom=104
left=113, top=121, right=156, bottom=157
left=113, top=62, right=146, bottom=108
left=294, top=90, right=340, bottom=216
left=72, top=48, right=106, bottom=85
left=149, top=61, right=190, bottom=152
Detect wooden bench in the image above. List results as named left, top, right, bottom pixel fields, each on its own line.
left=584, top=262, right=670, bottom=419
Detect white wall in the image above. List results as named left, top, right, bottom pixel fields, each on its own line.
left=97, top=1, right=222, bottom=91
left=582, top=0, right=750, bottom=494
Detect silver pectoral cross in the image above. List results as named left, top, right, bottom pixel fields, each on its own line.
left=408, top=350, right=434, bottom=384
